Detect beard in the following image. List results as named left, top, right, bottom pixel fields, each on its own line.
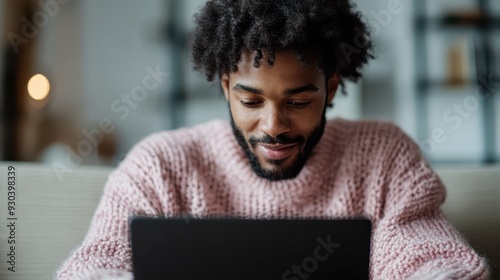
left=230, top=109, right=326, bottom=181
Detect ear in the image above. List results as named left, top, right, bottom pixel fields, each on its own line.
left=327, top=72, right=340, bottom=104
left=221, top=74, right=230, bottom=101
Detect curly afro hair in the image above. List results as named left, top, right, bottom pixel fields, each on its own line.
left=191, top=0, right=374, bottom=88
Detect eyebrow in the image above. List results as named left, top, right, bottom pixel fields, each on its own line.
left=232, top=83, right=319, bottom=95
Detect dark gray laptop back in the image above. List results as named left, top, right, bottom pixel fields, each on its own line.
left=130, top=217, right=371, bottom=280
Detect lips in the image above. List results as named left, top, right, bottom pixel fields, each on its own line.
left=258, top=143, right=296, bottom=161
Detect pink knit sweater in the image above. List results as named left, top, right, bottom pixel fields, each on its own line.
left=55, top=118, right=490, bottom=280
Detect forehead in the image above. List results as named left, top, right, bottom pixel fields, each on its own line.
left=230, top=50, right=325, bottom=84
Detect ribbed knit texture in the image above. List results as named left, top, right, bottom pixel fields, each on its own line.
left=55, top=118, right=490, bottom=280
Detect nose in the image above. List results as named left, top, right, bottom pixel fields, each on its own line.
left=259, top=105, right=291, bottom=138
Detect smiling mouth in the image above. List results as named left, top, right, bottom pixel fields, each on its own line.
left=258, top=143, right=297, bottom=161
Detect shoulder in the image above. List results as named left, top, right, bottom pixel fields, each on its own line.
left=328, top=119, right=445, bottom=216
left=132, top=119, right=228, bottom=152
left=328, top=118, right=412, bottom=141
left=325, top=118, right=425, bottom=175
left=117, top=119, right=230, bottom=175
left=327, top=118, right=420, bottom=155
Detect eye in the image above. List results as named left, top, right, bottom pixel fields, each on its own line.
left=240, top=100, right=262, bottom=108
left=288, top=101, right=311, bottom=108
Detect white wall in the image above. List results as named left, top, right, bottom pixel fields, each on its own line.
left=355, top=0, right=416, bottom=135
left=33, top=0, right=83, bottom=121
left=178, top=0, right=230, bottom=127
left=81, top=0, right=170, bottom=156
left=326, top=81, right=362, bottom=120
left=22, top=0, right=173, bottom=163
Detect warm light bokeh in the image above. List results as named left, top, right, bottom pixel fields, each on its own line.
left=27, top=74, right=50, bottom=101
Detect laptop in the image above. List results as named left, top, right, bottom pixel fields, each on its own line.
left=130, top=216, right=371, bottom=280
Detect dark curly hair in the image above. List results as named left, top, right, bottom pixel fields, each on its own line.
left=191, top=0, right=374, bottom=89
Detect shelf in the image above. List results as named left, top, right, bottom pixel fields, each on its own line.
left=416, top=78, right=500, bottom=90
left=415, top=16, right=500, bottom=30
left=413, top=0, right=499, bottom=164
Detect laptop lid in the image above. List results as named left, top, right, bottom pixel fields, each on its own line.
left=130, top=217, right=371, bottom=280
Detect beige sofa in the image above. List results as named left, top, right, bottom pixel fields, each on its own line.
left=0, top=162, right=498, bottom=280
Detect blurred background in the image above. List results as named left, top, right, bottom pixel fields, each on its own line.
left=0, top=2, right=499, bottom=280
left=0, top=0, right=499, bottom=167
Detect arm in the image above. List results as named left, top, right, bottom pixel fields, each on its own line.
left=370, top=127, right=490, bottom=280
left=55, top=139, right=179, bottom=280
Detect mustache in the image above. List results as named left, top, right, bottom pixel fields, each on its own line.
left=249, top=134, right=305, bottom=147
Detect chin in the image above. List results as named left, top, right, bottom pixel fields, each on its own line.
left=229, top=114, right=321, bottom=181
left=254, top=154, right=305, bottom=181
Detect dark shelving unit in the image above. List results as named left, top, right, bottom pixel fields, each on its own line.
left=414, top=0, right=499, bottom=164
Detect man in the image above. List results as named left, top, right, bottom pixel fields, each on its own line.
left=56, top=0, right=490, bottom=279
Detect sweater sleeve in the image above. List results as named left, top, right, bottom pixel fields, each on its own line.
left=369, top=125, right=490, bottom=280
left=54, top=135, right=180, bottom=280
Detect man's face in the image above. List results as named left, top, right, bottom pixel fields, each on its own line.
left=221, top=50, right=339, bottom=181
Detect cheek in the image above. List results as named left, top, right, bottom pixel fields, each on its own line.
left=289, top=102, right=325, bottom=132
left=229, top=100, right=258, bottom=133
left=290, top=117, right=319, bottom=138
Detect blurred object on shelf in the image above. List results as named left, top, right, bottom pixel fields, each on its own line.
left=446, top=36, right=470, bottom=88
